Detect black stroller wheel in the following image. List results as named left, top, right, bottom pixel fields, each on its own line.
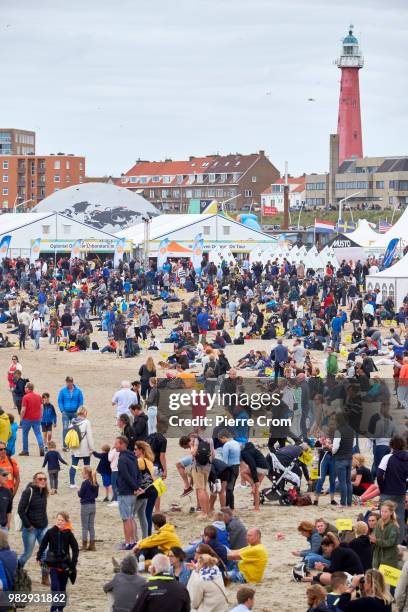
left=279, top=493, right=292, bottom=506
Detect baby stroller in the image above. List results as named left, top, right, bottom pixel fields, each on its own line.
left=260, top=449, right=303, bottom=506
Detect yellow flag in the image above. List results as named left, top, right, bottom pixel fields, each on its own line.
left=335, top=518, right=353, bottom=532
left=379, top=564, right=401, bottom=587
left=153, top=478, right=167, bottom=497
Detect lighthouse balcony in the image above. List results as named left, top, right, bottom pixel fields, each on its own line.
left=336, top=55, right=364, bottom=68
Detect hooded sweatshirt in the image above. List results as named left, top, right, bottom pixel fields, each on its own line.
left=138, top=523, right=181, bottom=554
left=377, top=449, right=408, bottom=496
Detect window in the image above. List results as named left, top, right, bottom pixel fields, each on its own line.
left=177, top=175, right=183, bottom=185
left=188, top=175, right=195, bottom=184
left=2, top=201, right=8, bottom=209
left=2, top=175, right=8, bottom=182
left=79, top=176, right=83, bottom=182
left=163, top=176, right=172, bottom=184
left=152, top=176, right=160, bottom=182
left=149, top=189, right=155, bottom=198
left=79, top=161, right=83, bottom=170
left=42, top=225, right=51, bottom=235
left=252, top=176, right=257, bottom=183
left=140, top=177, right=148, bottom=184
left=63, top=225, right=71, bottom=235
left=244, top=189, right=252, bottom=197
left=376, top=181, right=384, bottom=189
left=203, top=226, right=211, bottom=235
left=31, top=162, right=35, bottom=175
left=66, top=161, right=70, bottom=170
left=220, top=173, right=227, bottom=183
left=216, top=189, right=223, bottom=197
left=233, top=173, right=240, bottom=182
left=65, top=175, right=71, bottom=182
left=306, top=182, right=325, bottom=190
left=54, top=160, right=60, bottom=170
left=272, top=185, right=282, bottom=193
left=173, top=190, right=180, bottom=198
left=223, top=226, right=230, bottom=236
left=162, top=189, right=168, bottom=198
left=130, top=177, right=137, bottom=183
left=209, top=173, right=216, bottom=183
left=186, top=189, right=193, bottom=198
left=207, top=188, right=215, bottom=197
left=194, top=189, right=202, bottom=197
left=196, top=174, right=203, bottom=184
left=2, top=188, right=8, bottom=195
left=54, top=175, right=60, bottom=183
left=2, top=161, right=8, bottom=170
left=31, top=180, right=35, bottom=188
left=230, top=189, right=237, bottom=197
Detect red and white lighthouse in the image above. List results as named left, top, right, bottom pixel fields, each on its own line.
left=335, top=26, right=364, bottom=165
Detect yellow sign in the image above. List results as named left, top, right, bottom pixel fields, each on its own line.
left=335, top=519, right=353, bottom=532
left=153, top=478, right=167, bottom=497
left=310, top=468, right=319, bottom=480
left=379, top=564, right=401, bottom=587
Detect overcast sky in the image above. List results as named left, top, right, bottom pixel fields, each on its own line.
left=2, top=0, right=407, bottom=177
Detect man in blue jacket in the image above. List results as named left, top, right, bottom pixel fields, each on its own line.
left=331, top=312, right=343, bottom=352
left=58, top=376, right=84, bottom=451
left=273, top=339, right=288, bottom=379
left=197, top=308, right=209, bottom=342
left=115, top=435, right=142, bottom=550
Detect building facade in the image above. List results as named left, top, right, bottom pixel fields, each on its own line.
left=118, top=151, right=280, bottom=211
left=0, top=129, right=36, bottom=155
left=261, top=177, right=305, bottom=211
left=305, top=155, right=408, bottom=209
left=0, top=154, right=85, bottom=210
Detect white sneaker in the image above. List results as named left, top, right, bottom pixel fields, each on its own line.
left=108, top=501, right=119, bottom=507
left=69, top=484, right=77, bottom=489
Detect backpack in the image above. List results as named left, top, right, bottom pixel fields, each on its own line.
left=64, top=423, right=84, bottom=450
left=91, top=341, right=99, bottom=351
left=13, top=565, right=32, bottom=608
left=195, top=438, right=211, bottom=466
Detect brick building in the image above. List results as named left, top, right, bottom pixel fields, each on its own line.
left=118, top=151, right=280, bottom=211
left=0, top=154, right=85, bottom=211
left=0, top=128, right=36, bottom=155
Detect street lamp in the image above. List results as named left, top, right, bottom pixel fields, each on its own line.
left=13, top=198, right=33, bottom=213
left=338, top=191, right=360, bottom=225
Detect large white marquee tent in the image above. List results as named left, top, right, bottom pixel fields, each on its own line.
left=366, top=254, right=408, bottom=308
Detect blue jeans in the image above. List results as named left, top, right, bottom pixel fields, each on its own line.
left=335, top=458, right=352, bottom=506
left=50, top=567, right=69, bottom=611
left=315, top=453, right=336, bottom=495
left=331, top=332, right=341, bottom=351
left=111, top=472, right=118, bottom=501
left=69, top=456, right=90, bottom=485
left=22, top=420, right=44, bottom=453
left=227, top=564, right=246, bottom=583
left=19, top=526, right=48, bottom=566
left=303, top=553, right=330, bottom=569
left=33, top=329, right=41, bottom=349
left=62, top=412, right=77, bottom=449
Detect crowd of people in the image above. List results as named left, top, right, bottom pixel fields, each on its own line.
left=0, top=251, right=407, bottom=611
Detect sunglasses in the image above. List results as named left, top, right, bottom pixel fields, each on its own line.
left=36, top=477, right=47, bottom=481
left=0, top=448, right=6, bottom=452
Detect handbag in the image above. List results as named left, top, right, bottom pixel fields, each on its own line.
left=14, top=487, right=33, bottom=531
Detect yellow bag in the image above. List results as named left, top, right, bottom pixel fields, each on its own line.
left=344, top=334, right=352, bottom=343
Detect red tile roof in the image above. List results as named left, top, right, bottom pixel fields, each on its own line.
left=274, top=176, right=305, bottom=185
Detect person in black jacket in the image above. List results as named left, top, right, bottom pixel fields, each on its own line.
left=306, top=532, right=364, bottom=587
left=18, top=471, right=49, bottom=580
left=348, top=522, right=373, bottom=572
left=131, top=553, right=190, bottom=612
left=130, top=405, right=148, bottom=442
left=118, top=415, right=137, bottom=451
left=240, top=442, right=268, bottom=511
left=115, top=436, right=142, bottom=550
left=37, top=511, right=79, bottom=612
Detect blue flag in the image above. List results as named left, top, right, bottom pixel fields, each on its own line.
left=381, top=238, right=399, bottom=270
left=0, top=236, right=11, bottom=260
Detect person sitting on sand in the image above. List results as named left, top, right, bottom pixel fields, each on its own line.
left=227, top=528, right=268, bottom=584
left=133, top=513, right=181, bottom=561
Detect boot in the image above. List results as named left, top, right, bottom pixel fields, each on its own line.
left=41, top=573, right=50, bottom=586
left=88, top=541, right=96, bottom=551
left=81, top=540, right=88, bottom=551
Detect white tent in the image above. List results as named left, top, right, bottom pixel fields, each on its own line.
left=366, top=254, right=408, bottom=308
left=304, top=246, right=325, bottom=270
left=370, top=208, right=408, bottom=249
left=346, top=219, right=379, bottom=247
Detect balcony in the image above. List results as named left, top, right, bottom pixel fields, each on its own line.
left=18, top=165, right=26, bottom=174
left=17, top=178, right=26, bottom=187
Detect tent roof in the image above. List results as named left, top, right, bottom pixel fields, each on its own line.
left=346, top=219, right=379, bottom=247
left=166, top=241, right=192, bottom=254
left=367, top=253, right=408, bottom=278
left=370, top=208, right=408, bottom=248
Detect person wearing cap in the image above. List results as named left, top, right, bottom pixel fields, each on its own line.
left=58, top=377, right=84, bottom=452
left=29, top=311, right=43, bottom=350
left=0, top=469, right=13, bottom=532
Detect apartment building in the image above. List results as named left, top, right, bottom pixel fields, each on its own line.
left=0, top=154, right=85, bottom=210
left=0, top=128, right=36, bottom=155
left=119, top=151, right=280, bottom=211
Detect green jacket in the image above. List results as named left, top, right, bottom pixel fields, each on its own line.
left=372, top=521, right=399, bottom=569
